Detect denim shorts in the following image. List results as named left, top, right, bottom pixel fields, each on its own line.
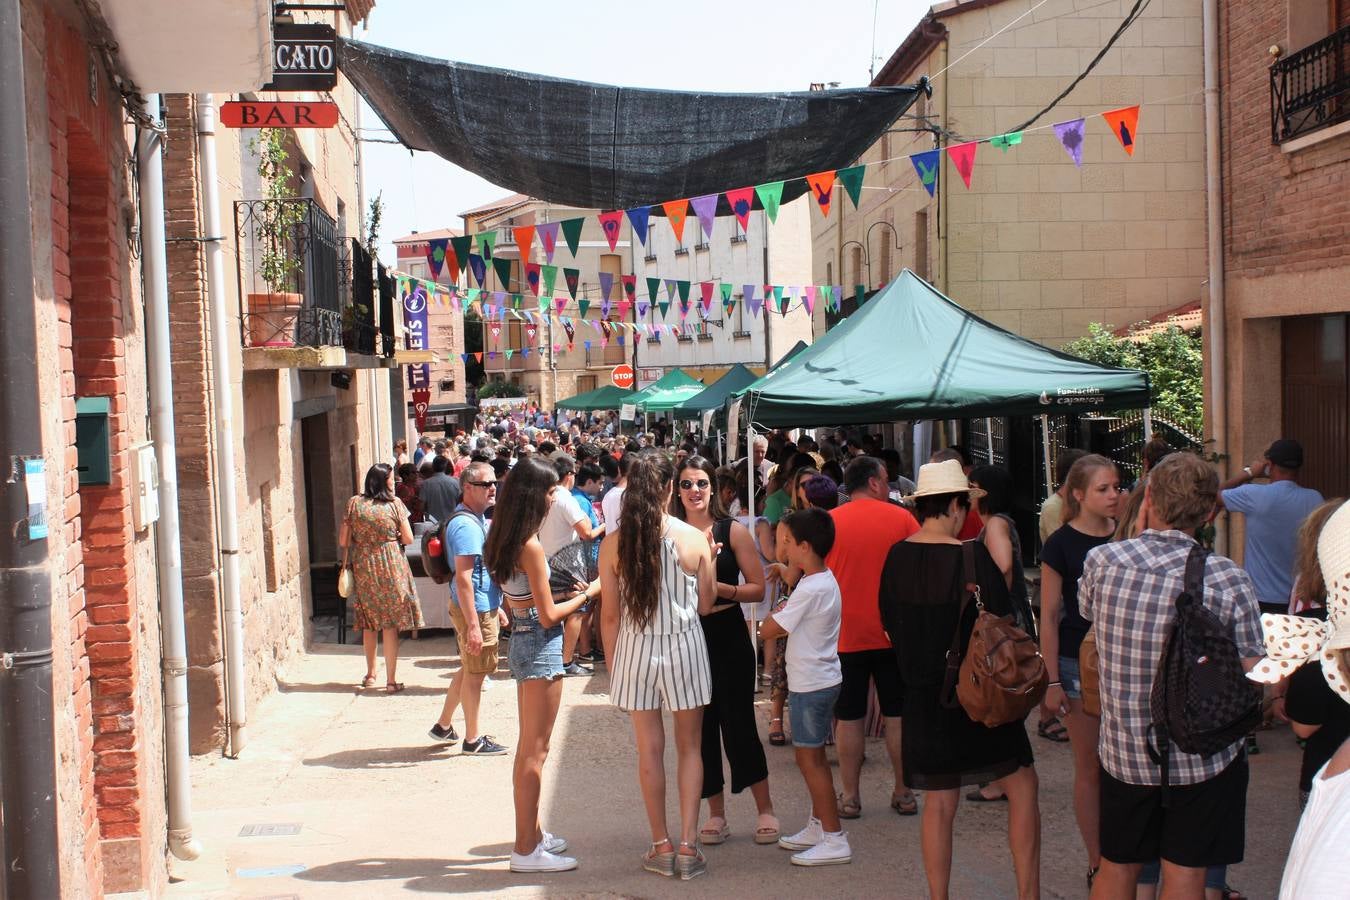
left=789, top=684, right=841, bottom=749
left=1059, top=655, right=1082, bottom=700
left=507, top=607, right=563, bottom=681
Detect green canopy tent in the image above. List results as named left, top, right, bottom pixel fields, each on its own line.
left=771, top=340, right=809, bottom=371
left=629, top=368, right=705, bottom=413
left=556, top=384, right=634, bottom=412
left=673, top=364, right=760, bottom=421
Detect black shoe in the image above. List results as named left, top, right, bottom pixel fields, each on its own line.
left=1246, top=734, right=1260, bottom=756
left=461, top=734, right=509, bottom=756
left=562, top=660, right=594, bottom=677
left=577, top=648, right=605, bottom=663
left=428, top=722, right=460, bottom=744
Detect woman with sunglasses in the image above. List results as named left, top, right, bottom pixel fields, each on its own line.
left=484, top=457, right=594, bottom=873
left=672, top=456, right=778, bottom=848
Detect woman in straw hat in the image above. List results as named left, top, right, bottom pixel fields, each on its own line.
left=878, top=459, right=1039, bottom=900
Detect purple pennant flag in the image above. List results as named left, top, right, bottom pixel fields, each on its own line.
left=599, top=271, right=615, bottom=301
left=600, top=299, right=612, bottom=319
left=636, top=299, right=649, bottom=318
left=626, top=206, right=651, bottom=246
left=492, top=291, right=506, bottom=309
left=690, top=194, right=719, bottom=240
left=831, top=285, right=843, bottom=311
left=1054, top=118, right=1086, bottom=167
left=664, top=278, right=678, bottom=300
left=537, top=221, right=560, bottom=262
left=744, top=284, right=762, bottom=318
left=468, top=254, right=487, bottom=287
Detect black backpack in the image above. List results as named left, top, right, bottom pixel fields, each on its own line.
left=1146, top=545, right=1262, bottom=799
left=420, top=510, right=481, bottom=585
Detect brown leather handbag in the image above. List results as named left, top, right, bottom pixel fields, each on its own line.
left=943, top=543, right=1049, bottom=728
left=1079, top=626, right=1101, bottom=717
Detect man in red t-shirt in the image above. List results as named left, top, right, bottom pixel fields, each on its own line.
left=827, top=456, right=920, bottom=817
left=931, top=446, right=983, bottom=540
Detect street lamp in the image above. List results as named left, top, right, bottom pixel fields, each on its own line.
left=839, top=220, right=903, bottom=292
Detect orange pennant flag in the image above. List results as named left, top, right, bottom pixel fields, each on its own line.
left=513, top=225, right=535, bottom=258
left=1101, top=105, right=1141, bottom=156
left=663, top=199, right=690, bottom=243
left=472, top=352, right=483, bottom=363
left=805, top=170, right=837, bottom=218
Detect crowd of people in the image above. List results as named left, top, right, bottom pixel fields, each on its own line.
left=338, top=411, right=1349, bottom=898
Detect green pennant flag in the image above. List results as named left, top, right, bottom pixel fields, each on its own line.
left=578, top=298, right=591, bottom=319
left=855, top=284, right=866, bottom=305
left=560, top=218, right=585, bottom=256
left=990, top=131, right=1023, bottom=152
left=657, top=300, right=671, bottom=318
left=646, top=277, right=661, bottom=301
left=756, top=181, right=785, bottom=223
left=491, top=256, right=512, bottom=289
left=538, top=296, right=548, bottom=312
left=467, top=287, right=481, bottom=302
left=719, top=282, right=733, bottom=306
left=504, top=348, right=514, bottom=360
left=512, top=294, right=523, bottom=309
left=772, top=285, right=785, bottom=312
left=478, top=230, right=498, bottom=261
left=450, top=236, right=473, bottom=273
left=836, top=164, right=866, bottom=210
left=676, top=280, right=691, bottom=303
left=541, top=264, right=557, bottom=297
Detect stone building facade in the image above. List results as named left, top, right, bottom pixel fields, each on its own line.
left=392, top=227, right=469, bottom=426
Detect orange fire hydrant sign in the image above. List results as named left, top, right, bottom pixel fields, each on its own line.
left=219, top=101, right=339, bottom=128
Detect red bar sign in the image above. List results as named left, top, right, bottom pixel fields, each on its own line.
left=219, top=101, right=339, bottom=129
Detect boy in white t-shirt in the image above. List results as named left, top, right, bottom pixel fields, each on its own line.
left=759, top=508, right=850, bottom=867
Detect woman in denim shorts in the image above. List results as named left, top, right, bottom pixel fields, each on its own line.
left=484, top=458, right=594, bottom=874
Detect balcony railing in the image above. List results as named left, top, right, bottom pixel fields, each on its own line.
left=345, top=238, right=379, bottom=355
left=1271, top=25, right=1350, bottom=143
left=234, top=197, right=342, bottom=349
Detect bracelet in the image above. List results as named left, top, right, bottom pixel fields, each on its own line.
left=1047, top=681, right=1062, bottom=687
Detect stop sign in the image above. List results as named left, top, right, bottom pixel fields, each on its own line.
left=611, top=364, right=635, bottom=389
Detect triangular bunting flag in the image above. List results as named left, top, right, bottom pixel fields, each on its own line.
left=836, top=164, right=866, bottom=210
left=563, top=268, right=580, bottom=299
left=772, top=285, right=785, bottom=315
left=676, top=280, right=691, bottom=304
left=719, top=282, right=733, bottom=311
left=426, top=238, right=450, bottom=280
left=521, top=346, right=530, bottom=358
left=1101, top=106, right=1140, bottom=156
left=831, top=285, right=842, bottom=311
left=910, top=150, right=940, bottom=197
left=473, top=351, right=483, bottom=363
left=947, top=142, right=977, bottom=189
left=745, top=284, right=762, bottom=318
left=599, top=272, right=615, bottom=301
left=657, top=300, right=671, bottom=318
left=537, top=221, right=560, bottom=262
left=477, top=231, right=497, bottom=261
left=504, top=349, right=513, bottom=360
left=690, top=194, right=719, bottom=240
left=512, top=225, right=535, bottom=259
left=646, top=277, right=661, bottom=302
left=637, top=299, right=649, bottom=318
left=526, top=324, right=537, bottom=342
left=990, top=131, right=1023, bottom=152
left=621, top=275, right=636, bottom=302
left=725, top=187, right=755, bottom=231
left=468, top=254, right=486, bottom=287
left=491, top=256, right=512, bottom=290
left=449, top=236, right=472, bottom=274
left=1054, top=118, right=1086, bottom=167
left=460, top=353, right=469, bottom=363
left=600, top=299, right=612, bottom=319
left=663, top=199, right=690, bottom=242
left=855, top=285, right=866, bottom=305
left=805, top=170, right=837, bottom=217
left=598, top=210, right=624, bottom=252
left=803, top=285, right=817, bottom=316
left=559, top=217, right=584, bottom=257
left=524, top=262, right=541, bottom=297
left=756, top=181, right=784, bottom=223
left=627, top=206, right=651, bottom=246
left=699, top=281, right=715, bottom=315
left=541, top=265, right=557, bottom=297
left=664, top=278, right=678, bottom=300
left=554, top=297, right=567, bottom=314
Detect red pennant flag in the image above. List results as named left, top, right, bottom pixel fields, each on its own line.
left=946, top=142, right=977, bottom=189
left=699, top=281, right=715, bottom=314
left=1101, top=105, right=1141, bottom=156
left=598, top=210, right=624, bottom=252
left=524, top=262, right=541, bottom=297
left=805, top=170, right=837, bottom=218
left=724, top=187, right=755, bottom=231
left=663, top=199, right=690, bottom=243
left=513, top=225, right=535, bottom=258
left=621, top=274, right=637, bottom=302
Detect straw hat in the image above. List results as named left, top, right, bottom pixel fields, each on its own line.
left=1248, top=502, right=1350, bottom=702
left=907, top=459, right=986, bottom=501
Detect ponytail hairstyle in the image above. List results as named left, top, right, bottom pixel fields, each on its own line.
left=483, top=456, right=557, bottom=584
left=1062, top=453, right=1118, bottom=524
left=618, top=451, right=676, bottom=631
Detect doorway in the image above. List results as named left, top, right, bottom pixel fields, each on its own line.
left=301, top=412, right=344, bottom=641
left=1282, top=313, right=1348, bottom=498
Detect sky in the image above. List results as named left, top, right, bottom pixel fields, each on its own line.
left=356, top=0, right=935, bottom=261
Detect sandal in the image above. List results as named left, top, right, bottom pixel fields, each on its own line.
left=837, top=794, right=861, bottom=819
left=753, top=813, right=781, bottom=845
left=642, top=839, right=675, bottom=877
left=360, top=675, right=376, bottom=688
left=676, top=842, right=707, bottom=881
left=1087, top=865, right=1100, bottom=888
left=1219, top=886, right=1246, bottom=900
left=890, top=792, right=919, bottom=816
left=1038, top=715, right=1070, bottom=742
left=698, top=816, right=729, bottom=845
left=965, top=785, right=1007, bottom=802
left=385, top=682, right=405, bottom=694
left=768, top=717, right=786, bottom=746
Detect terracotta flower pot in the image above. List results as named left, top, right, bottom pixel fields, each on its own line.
left=246, top=292, right=304, bottom=347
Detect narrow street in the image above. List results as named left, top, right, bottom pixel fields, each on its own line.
left=168, top=634, right=1302, bottom=899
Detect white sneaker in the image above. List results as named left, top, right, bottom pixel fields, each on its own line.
left=509, top=842, right=577, bottom=873
left=542, top=831, right=568, bottom=854
left=777, top=817, right=823, bottom=851
left=791, top=831, right=852, bottom=867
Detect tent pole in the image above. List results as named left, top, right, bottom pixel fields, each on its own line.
left=745, top=417, right=758, bottom=690
left=1142, top=407, right=1153, bottom=443
left=1039, top=414, right=1054, bottom=500
left=984, top=417, right=995, bottom=463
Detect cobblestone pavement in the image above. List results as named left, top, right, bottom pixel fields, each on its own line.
left=167, top=633, right=1301, bottom=899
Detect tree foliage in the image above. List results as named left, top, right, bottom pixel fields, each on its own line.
left=476, top=379, right=526, bottom=399
left=1064, top=323, right=1204, bottom=437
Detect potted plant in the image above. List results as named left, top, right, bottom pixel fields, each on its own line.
left=246, top=128, right=306, bottom=347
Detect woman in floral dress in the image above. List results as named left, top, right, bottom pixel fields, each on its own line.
left=339, top=463, right=423, bottom=692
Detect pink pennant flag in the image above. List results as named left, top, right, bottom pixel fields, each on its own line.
left=690, top=194, right=719, bottom=240
left=598, top=210, right=624, bottom=252
left=553, top=297, right=567, bottom=314
left=803, top=285, right=817, bottom=316
left=537, top=221, right=560, bottom=262
left=617, top=299, right=631, bottom=320
left=946, top=142, right=977, bottom=189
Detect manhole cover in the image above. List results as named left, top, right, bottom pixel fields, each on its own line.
left=238, top=823, right=302, bottom=837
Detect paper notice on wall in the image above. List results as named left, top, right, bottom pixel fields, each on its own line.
left=620, top=403, right=637, bottom=422
left=25, top=458, right=47, bottom=540
left=701, top=410, right=714, bottom=434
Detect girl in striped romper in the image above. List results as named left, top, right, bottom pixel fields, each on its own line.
left=599, top=451, right=716, bottom=880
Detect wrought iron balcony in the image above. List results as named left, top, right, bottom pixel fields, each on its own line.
left=234, top=197, right=342, bottom=349
left=1271, top=25, right=1350, bottom=143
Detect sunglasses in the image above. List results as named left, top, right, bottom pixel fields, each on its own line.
left=466, top=480, right=497, bottom=489
left=678, top=478, right=711, bottom=491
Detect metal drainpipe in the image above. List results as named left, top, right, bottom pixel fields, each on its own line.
left=195, top=94, right=248, bottom=756
left=0, top=0, right=61, bottom=894
left=1202, top=0, right=1229, bottom=554
left=137, top=94, right=201, bottom=860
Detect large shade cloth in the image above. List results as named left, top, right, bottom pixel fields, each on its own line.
left=630, top=369, right=705, bottom=413
left=673, top=364, right=760, bottom=420
left=339, top=38, right=926, bottom=212
left=739, top=270, right=1151, bottom=428
left=556, top=384, right=633, bottom=412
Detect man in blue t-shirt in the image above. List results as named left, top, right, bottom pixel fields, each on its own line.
left=429, top=461, right=508, bottom=756
left=1219, top=438, right=1325, bottom=614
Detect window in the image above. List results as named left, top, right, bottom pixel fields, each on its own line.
left=850, top=245, right=863, bottom=290
left=915, top=211, right=929, bottom=280
left=878, top=234, right=892, bottom=289
left=438, top=378, right=455, bottom=392
left=731, top=218, right=747, bottom=244
left=826, top=261, right=833, bottom=285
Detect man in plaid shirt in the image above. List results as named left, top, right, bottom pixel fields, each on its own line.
left=1080, top=453, right=1263, bottom=898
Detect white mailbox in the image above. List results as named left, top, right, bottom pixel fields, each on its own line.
left=130, top=442, right=160, bottom=531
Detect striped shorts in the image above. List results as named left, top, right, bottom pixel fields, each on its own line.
left=610, top=626, right=712, bottom=712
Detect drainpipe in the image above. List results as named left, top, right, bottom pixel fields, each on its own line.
left=1202, top=0, right=1228, bottom=553
left=196, top=94, right=248, bottom=756
left=137, top=94, right=202, bottom=860
left=0, top=0, right=61, bottom=894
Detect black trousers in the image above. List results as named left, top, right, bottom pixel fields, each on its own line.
left=700, top=605, right=769, bottom=799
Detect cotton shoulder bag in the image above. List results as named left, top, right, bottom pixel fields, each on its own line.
left=945, top=542, right=1049, bottom=728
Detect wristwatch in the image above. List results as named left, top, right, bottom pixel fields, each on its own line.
left=1242, top=466, right=1253, bottom=477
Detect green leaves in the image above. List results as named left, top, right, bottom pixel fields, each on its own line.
left=1065, top=322, right=1203, bottom=435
